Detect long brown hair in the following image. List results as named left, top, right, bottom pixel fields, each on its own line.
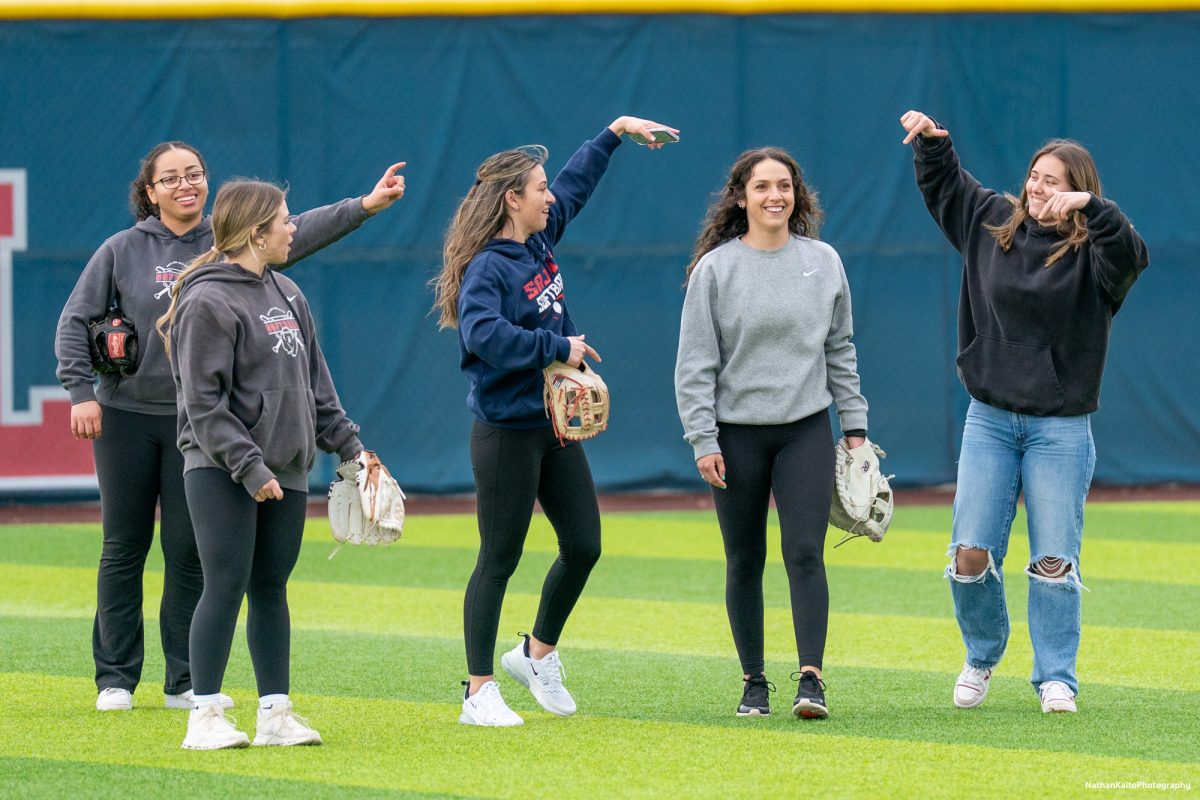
left=686, top=147, right=823, bottom=282
left=130, top=141, right=208, bottom=221
left=432, top=145, right=549, bottom=330
left=156, top=180, right=285, bottom=357
left=984, top=139, right=1101, bottom=267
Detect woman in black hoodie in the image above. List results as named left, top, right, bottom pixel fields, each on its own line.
left=159, top=179, right=370, bottom=750
left=900, top=110, right=1148, bottom=715
left=54, top=142, right=404, bottom=714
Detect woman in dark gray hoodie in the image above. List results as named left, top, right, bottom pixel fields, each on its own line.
left=159, top=179, right=370, bottom=750
left=54, top=141, right=404, bottom=713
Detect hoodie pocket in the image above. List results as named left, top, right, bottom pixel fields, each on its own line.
left=248, top=388, right=316, bottom=474
left=957, top=335, right=1065, bottom=415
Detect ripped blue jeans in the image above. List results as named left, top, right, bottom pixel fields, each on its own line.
left=946, top=398, right=1095, bottom=696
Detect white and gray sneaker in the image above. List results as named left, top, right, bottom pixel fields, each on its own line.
left=165, top=689, right=234, bottom=710
left=1039, top=681, right=1077, bottom=713
left=96, top=687, right=132, bottom=711
left=953, top=663, right=993, bottom=709
left=459, top=680, right=524, bottom=727
left=500, top=635, right=577, bottom=717
left=181, top=705, right=250, bottom=750
left=253, top=701, right=323, bottom=746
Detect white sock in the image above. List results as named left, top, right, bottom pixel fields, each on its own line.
left=259, top=693, right=288, bottom=711
left=190, top=693, right=223, bottom=711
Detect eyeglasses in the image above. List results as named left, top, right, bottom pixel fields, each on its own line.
left=153, top=170, right=207, bottom=190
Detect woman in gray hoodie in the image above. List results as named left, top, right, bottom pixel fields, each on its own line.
left=54, top=141, right=404, bottom=713
left=675, top=148, right=871, bottom=721
left=159, top=179, right=371, bottom=750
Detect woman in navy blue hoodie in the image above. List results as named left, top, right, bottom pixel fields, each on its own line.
left=433, top=115, right=677, bottom=726
left=900, top=110, right=1148, bottom=715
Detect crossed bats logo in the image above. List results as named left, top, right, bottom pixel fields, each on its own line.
left=153, top=262, right=187, bottom=299
left=259, top=306, right=305, bottom=358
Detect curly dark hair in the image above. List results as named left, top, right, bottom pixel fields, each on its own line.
left=686, top=147, right=823, bottom=281
left=129, top=141, right=208, bottom=221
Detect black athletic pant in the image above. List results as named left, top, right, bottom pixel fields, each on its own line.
left=184, top=468, right=308, bottom=697
left=464, top=421, right=602, bottom=676
left=712, top=411, right=835, bottom=675
left=92, top=406, right=202, bottom=695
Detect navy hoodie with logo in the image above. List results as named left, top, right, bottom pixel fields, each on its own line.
left=55, top=197, right=372, bottom=415
left=170, top=261, right=363, bottom=497
left=458, top=128, right=621, bottom=427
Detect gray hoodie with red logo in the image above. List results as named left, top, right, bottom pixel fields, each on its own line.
left=55, top=197, right=372, bottom=415
left=170, top=260, right=362, bottom=497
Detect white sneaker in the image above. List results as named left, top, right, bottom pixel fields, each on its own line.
left=953, top=663, right=993, bottom=708
left=96, top=687, right=132, bottom=711
left=459, top=680, right=524, bottom=726
left=181, top=705, right=250, bottom=750
left=501, top=639, right=577, bottom=717
left=253, top=701, right=323, bottom=746
left=165, top=689, right=234, bottom=710
left=1039, top=681, right=1077, bottom=713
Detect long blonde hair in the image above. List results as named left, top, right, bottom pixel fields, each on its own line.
left=984, top=139, right=1102, bottom=267
left=157, top=180, right=285, bottom=357
left=431, top=145, right=548, bottom=329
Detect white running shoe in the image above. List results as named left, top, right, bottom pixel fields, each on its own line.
left=165, top=689, right=234, bottom=710
left=459, top=680, right=524, bottom=727
left=1039, top=681, right=1077, bottom=713
left=953, top=663, right=993, bottom=709
left=181, top=705, right=250, bottom=750
left=96, top=687, right=132, bottom=711
left=253, top=701, right=323, bottom=746
left=501, top=638, right=577, bottom=717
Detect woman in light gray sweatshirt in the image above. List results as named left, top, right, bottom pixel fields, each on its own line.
left=675, top=148, right=869, bottom=721
left=159, top=180, right=372, bottom=750
left=54, top=141, right=404, bottom=714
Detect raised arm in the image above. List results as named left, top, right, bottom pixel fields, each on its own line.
left=901, top=110, right=997, bottom=253
left=544, top=116, right=677, bottom=245
left=280, top=161, right=406, bottom=267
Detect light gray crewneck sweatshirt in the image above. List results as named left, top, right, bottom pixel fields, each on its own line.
left=674, top=235, right=868, bottom=460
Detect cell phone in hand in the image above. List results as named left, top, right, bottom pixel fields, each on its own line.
left=627, top=128, right=680, bottom=145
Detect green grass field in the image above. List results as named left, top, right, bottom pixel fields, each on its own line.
left=1, top=502, right=1197, bottom=798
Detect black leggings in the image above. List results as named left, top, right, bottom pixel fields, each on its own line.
left=712, top=412, right=835, bottom=675
left=464, top=421, right=602, bottom=676
left=184, top=468, right=308, bottom=697
left=92, top=406, right=202, bottom=695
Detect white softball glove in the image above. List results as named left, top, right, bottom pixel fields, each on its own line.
left=829, top=437, right=894, bottom=546
left=328, top=450, right=405, bottom=554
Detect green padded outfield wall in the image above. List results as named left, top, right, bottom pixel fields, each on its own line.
left=1, top=12, right=1196, bottom=493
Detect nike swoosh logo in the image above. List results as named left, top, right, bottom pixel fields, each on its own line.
left=287, top=294, right=298, bottom=302
left=803, top=269, right=819, bottom=277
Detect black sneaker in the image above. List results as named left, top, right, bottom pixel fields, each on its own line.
left=792, top=670, right=829, bottom=719
left=736, top=674, right=775, bottom=716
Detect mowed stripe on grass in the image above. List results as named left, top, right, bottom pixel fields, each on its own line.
left=1, top=673, right=1196, bottom=799
left=1, top=511, right=1196, bottom=585
left=2, top=560, right=1197, bottom=691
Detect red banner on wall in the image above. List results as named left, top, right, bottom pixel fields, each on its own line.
left=0, top=169, right=97, bottom=492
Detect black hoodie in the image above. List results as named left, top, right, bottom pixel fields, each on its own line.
left=913, top=135, right=1149, bottom=416
left=170, top=261, right=362, bottom=497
